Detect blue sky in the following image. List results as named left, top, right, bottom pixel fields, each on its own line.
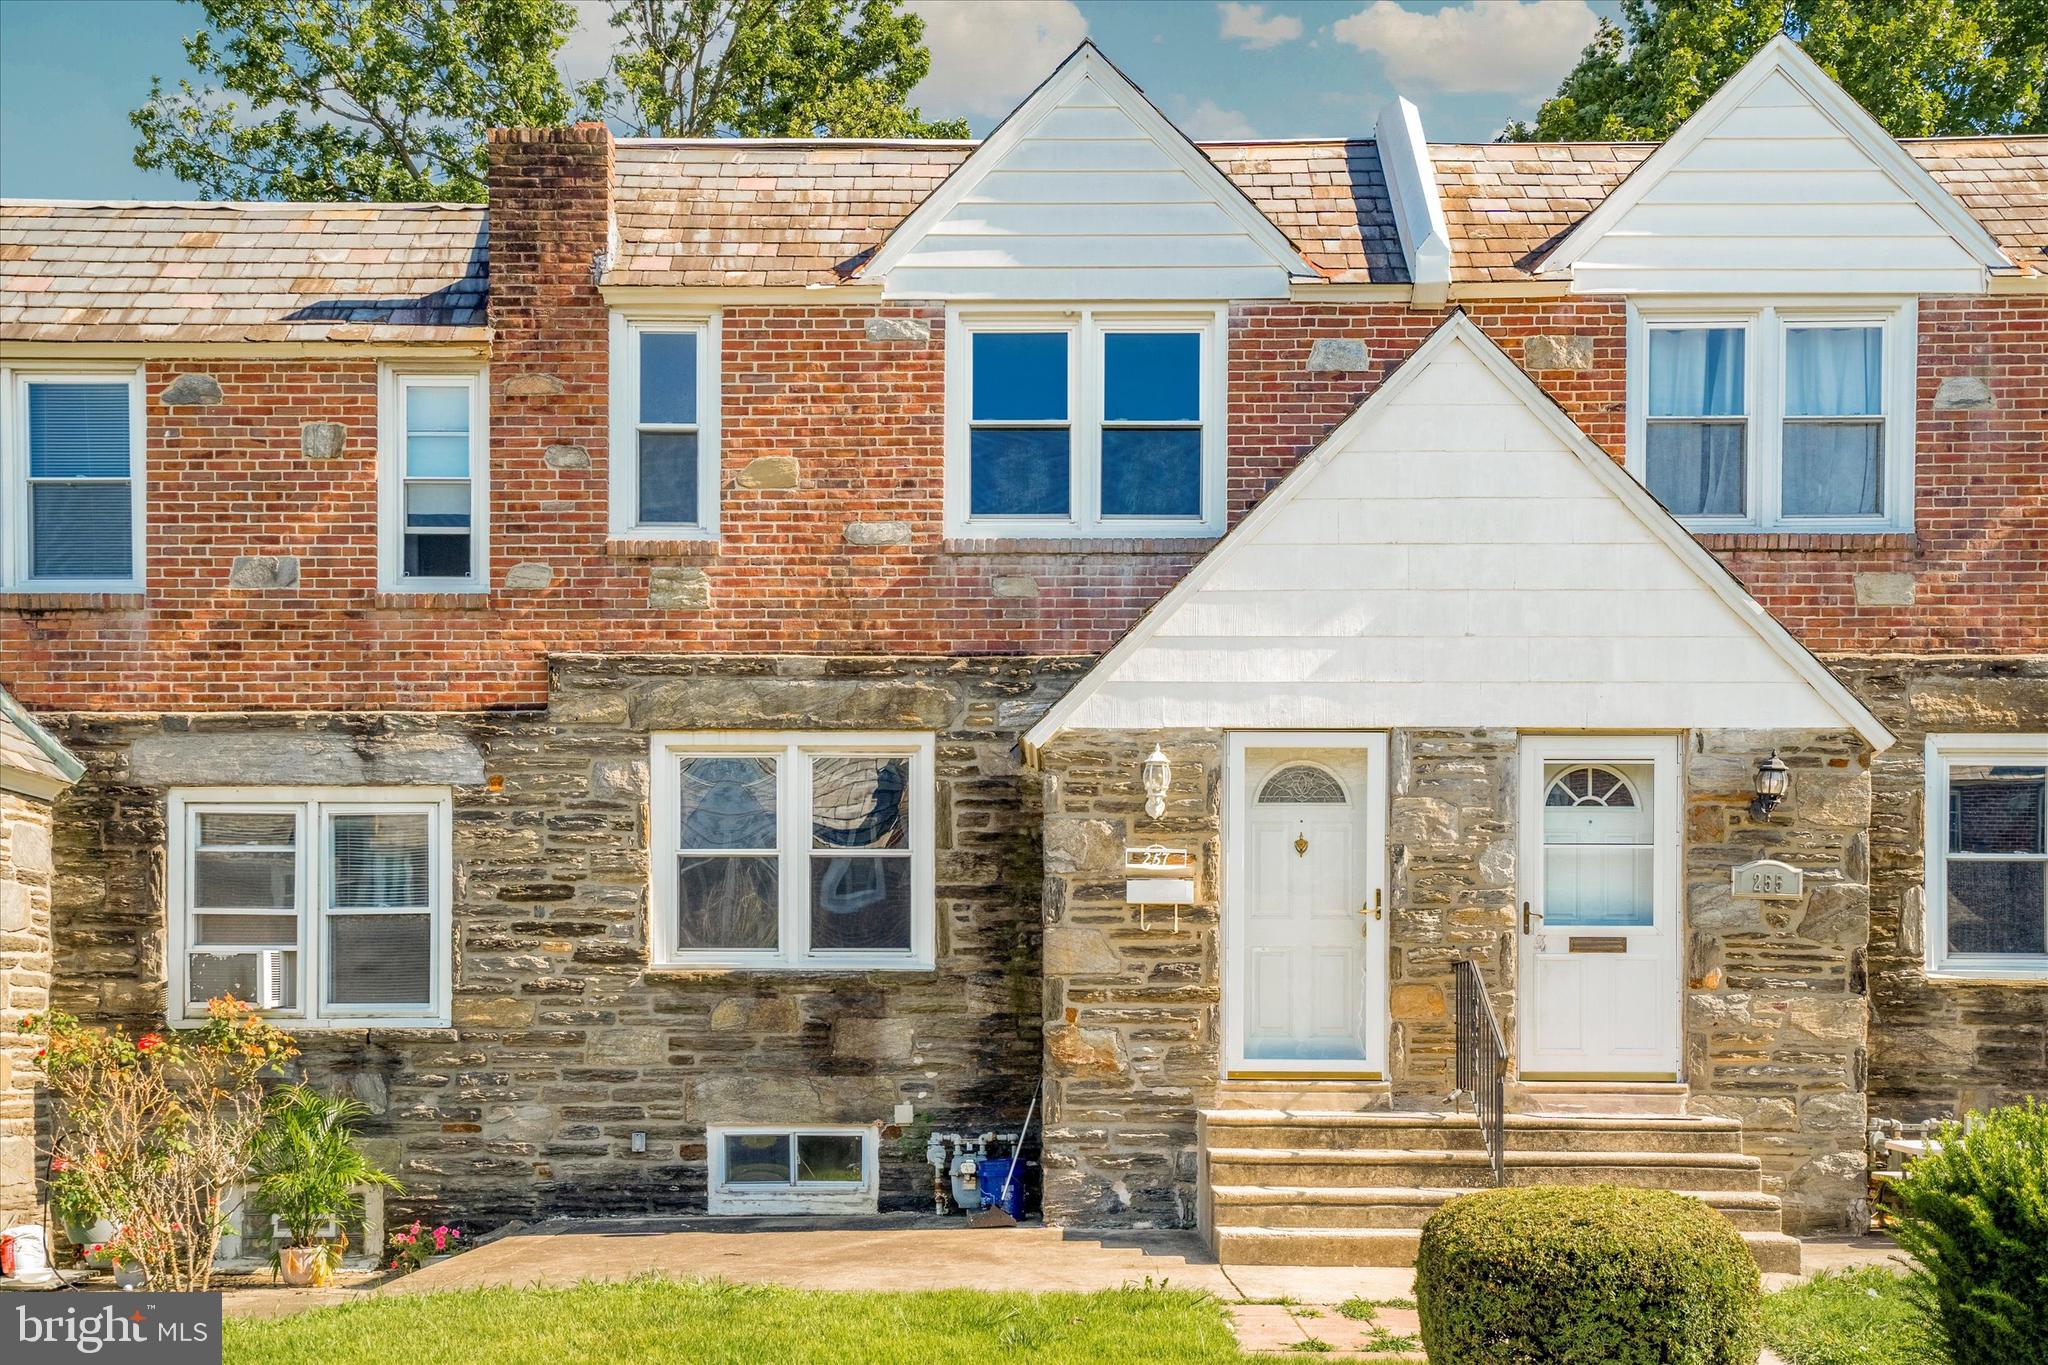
left=0, top=0, right=1622, bottom=200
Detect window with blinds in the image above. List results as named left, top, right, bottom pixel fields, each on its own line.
left=169, top=790, right=449, bottom=1026
left=3, top=369, right=143, bottom=588
left=609, top=314, right=718, bottom=540
left=650, top=732, right=935, bottom=969
left=381, top=368, right=486, bottom=591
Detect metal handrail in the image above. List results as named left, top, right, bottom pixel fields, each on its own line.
left=1453, top=957, right=1508, bottom=1186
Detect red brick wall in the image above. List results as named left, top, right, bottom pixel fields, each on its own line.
left=2, top=129, right=2042, bottom=711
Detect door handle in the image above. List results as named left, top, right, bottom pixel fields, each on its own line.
left=1522, top=900, right=1542, bottom=934
left=1360, top=889, right=1383, bottom=922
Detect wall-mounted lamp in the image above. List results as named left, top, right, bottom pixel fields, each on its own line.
left=1141, top=745, right=1172, bottom=820
left=1750, top=750, right=1790, bottom=819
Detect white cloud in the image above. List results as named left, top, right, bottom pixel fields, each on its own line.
left=1331, top=0, right=1598, bottom=97
left=1173, top=98, right=1259, bottom=141
left=906, top=0, right=1090, bottom=122
left=1218, top=2, right=1302, bottom=50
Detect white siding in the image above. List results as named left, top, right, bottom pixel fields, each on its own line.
left=1571, top=71, right=1984, bottom=295
left=1056, top=333, right=1853, bottom=735
left=881, top=74, right=1292, bottom=300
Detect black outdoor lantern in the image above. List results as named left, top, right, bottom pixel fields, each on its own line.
left=1751, top=750, right=1791, bottom=818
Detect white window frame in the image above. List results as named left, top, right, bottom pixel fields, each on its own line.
left=648, top=731, right=936, bottom=970
left=0, top=364, right=147, bottom=592
left=945, top=306, right=1227, bottom=539
left=378, top=364, right=488, bottom=592
left=1924, top=734, right=2048, bottom=980
left=1626, top=299, right=1915, bottom=532
left=706, top=1123, right=880, bottom=1215
left=166, top=787, right=454, bottom=1028
left=608, top=311, right=721, bottom=541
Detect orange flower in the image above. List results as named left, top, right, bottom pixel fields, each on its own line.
left=136, top=1033, right=164, bottom=1053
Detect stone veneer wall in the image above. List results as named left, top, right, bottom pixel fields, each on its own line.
left=1, top=790, right=58, bottom=1227
left=1040, top=726, right=1874, bottom=1234
left=1829, top=656, right=2048, bottom=1122
left=42, top=655, right=1076, bottom=1228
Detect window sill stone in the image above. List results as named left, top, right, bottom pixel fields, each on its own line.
left=370, top=591, right=491, bottom=610
left=1692, top=532, right=1919, bottom=554
left=2, top=591, right=147, bottom=611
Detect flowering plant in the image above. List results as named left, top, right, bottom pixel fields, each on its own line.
left=23, top=997, right=298, bottom=1291
left=47, top=1152, right=105, bottom=1228
left=385, top=1220, right=461, bottom=1274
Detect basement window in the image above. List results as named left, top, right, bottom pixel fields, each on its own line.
left=707, top=1125, right=878, bottom=1214
left=1926, top=735, right=2048, bottom=978
left=0, top=366, right=146, bottom=592
left=167, top=788, right=453, bottom=1027
left=648, top=731, right=936, bottom=970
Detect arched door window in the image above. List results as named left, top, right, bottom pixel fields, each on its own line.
left=1258, top=764, right=1347, bottom=805
left=1542, top=763, right=1653, bottom=927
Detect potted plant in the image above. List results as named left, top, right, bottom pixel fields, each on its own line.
left=49, top=1152, right=119, bottom=1250
left=85, top=1231, right=148, bottom=1290
left=248, top=1084, right=400, bottom=1286
left=385, top=1220, right=462, bottom=1274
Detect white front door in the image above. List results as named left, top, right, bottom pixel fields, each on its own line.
left=1225, top=735, right=1387, bottom=1077
left=1517, top=735, right=1683, bottom=1079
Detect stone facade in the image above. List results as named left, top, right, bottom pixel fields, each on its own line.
left=1, top=790, right=58, bottom=1227
left=41, top=655, right=1076, bottom=1228
left=1040, top=725, right=1874, bottom=1234
left=1831, top=656, right=2048, bottom=1122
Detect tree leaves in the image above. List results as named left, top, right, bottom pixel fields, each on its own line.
left=1506, top=0, right=2048, bottom=141
left=130, top=0, right=579, bottom=202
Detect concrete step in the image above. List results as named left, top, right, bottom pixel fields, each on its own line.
left=1199, top=1110, right=1745, bottom=1155
left=1209, top=1185, right=1786, bottom=1233
left=1205, top=1147, right=1765, bottom=1193
left=1509, top=1081, right=1690, bottom=1117
left=1213, top=1225, right=1801, bottom=1274
left=1213, top=1079, right=1393, bottom=1112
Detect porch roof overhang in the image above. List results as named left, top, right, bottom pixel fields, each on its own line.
left=1022, top=313, right=1894, bottom=762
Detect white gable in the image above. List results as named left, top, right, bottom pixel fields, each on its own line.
left=1025, top=315, right=1891, bottom=750
left=861, top=44, right=1312, bottom=300
left=1544, top=37, right=2009, bottom=295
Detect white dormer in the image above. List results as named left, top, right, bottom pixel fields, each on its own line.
left=1540, top=36, right=2012, bottom=296
left=859, top=43, right=1315, bottom=301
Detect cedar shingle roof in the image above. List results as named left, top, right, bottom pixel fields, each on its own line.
left=1201, top=141, right=1408, bottom=284
left=1910, top=137, right=2048, bottom=276
left=0, top=200, right=487, bottom=343
left=1430, top=141, right=1653, bottom=283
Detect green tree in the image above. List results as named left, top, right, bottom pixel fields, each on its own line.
left=131, top=0, right=579, bottom=201
left=1507, top=0, right=2048, bottom=141
left=584, top=0, right=968, bottom=138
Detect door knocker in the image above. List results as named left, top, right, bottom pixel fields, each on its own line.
left=1294, top=833, right=1309, bottom=858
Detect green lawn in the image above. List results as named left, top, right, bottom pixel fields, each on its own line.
left=225, top=1277, right=1245, bottom=1365
left=1761, top=1267, right=1928, bottom=1365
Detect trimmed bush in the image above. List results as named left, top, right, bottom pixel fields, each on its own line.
left=1893, top=1100, right=2048, bottom=1365
left=1415, top=1185, right=1761, bottom=1365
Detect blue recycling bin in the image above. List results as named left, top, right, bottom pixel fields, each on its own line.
left=977, top=1156, right=1028, bottom=1220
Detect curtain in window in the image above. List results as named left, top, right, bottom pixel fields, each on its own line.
left=1644, top=329, right=1745, bottom=517
left=1782, top=326, right=1882, bottom=517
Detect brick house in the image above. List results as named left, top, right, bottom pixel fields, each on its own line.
left=2, top=38, right=2042, bottom=1268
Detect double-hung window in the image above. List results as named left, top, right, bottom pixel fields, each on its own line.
left=649, top=732, right=935, bottom=969
left=1630, top=304, right=1911, bottom=531
left=1925, top=736, right=2048, bottom=978
left=949, top=309, right=1224, bottom=538
left=1, top=367, right=145, bottom=591
left=380, top=366, right=486, bottom=591
left=167, top=789, right=452, bottom=1027
left=609, top=313, right=719, bottom=539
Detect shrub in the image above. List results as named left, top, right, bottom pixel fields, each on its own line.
left=1415, top=1184, right=1761, bottom=1365
left=1892, top=1100, right=2048, bottom=1365
left=248, top=1084, right=401, bottom=1283
left=24, top=998, right=297, bottom=1291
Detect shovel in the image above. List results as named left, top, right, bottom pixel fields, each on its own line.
left=966, top=1084, right=1038, bottom=1228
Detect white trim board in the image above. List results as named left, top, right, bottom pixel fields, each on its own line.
left=1536, top=36, right=2010, bottom=295
left=1022, top=311, right=1894, bottom=756
left=856, top=41, right=1314, bottom=300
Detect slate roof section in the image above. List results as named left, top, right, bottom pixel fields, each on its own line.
left=0, top=200, right=488, bottom=343
left=1, top=134, right=2041, bottom=340
left=0, top=683, right=84, bottom=793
